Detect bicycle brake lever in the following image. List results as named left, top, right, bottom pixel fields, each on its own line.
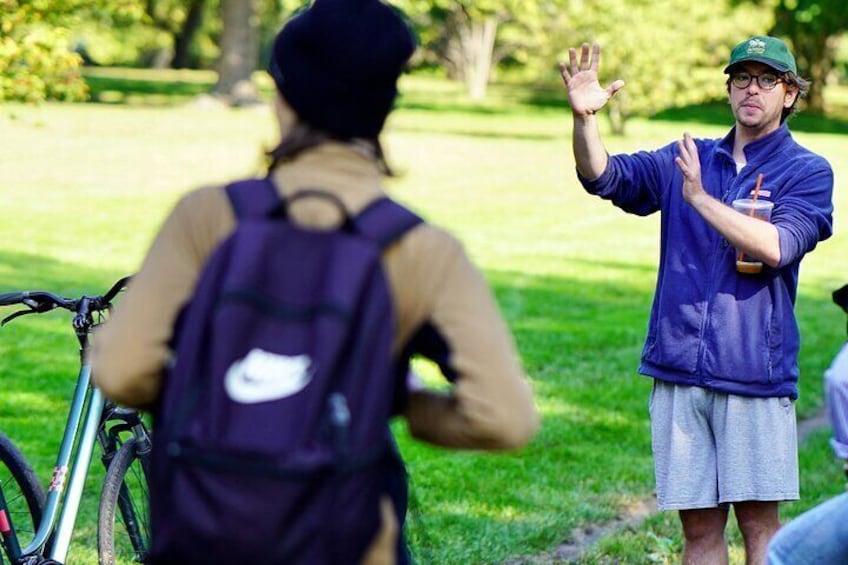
left=1, top=309, right=37, bottom=326
left=1, top=298, right=57, bottom=326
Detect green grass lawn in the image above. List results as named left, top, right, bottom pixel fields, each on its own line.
left=0, top=72, right=846, bottom=564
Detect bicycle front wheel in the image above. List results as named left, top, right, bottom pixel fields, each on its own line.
left=98, top=437, right=151, bottom=565
left=0, top=431, right=45, bottom=560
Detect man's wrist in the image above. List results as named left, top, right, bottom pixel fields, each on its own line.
left=572, top=110, right=597, bottom=123
left=685, top=188, right=713, bottom=210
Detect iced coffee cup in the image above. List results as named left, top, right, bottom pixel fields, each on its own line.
left=731, top=198, right=774, bottom=274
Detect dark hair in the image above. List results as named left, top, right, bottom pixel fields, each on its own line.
left=725, top=69, right=810, bottom=123
left=266, top=121, right=396, bottom=177
left=779, top=72, right=810, bottom=121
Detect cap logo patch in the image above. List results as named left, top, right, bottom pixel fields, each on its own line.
left=746, top=38, right=766, bottom=55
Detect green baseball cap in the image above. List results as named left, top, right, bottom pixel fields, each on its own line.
left=724, top=35, right=797, bottom=75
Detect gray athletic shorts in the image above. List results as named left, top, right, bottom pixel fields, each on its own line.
left=649, top=380, right=799, bottom=511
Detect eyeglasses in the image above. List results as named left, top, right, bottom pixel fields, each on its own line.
left=730, top=72, right=783, bottom=91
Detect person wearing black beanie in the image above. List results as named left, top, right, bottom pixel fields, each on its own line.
left=91, top=2, right=539, bottom=564
left=269, top=0, right=415, bottom=141
left=264, top=0, right=416, bottom=176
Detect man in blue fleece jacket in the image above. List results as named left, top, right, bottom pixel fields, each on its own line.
left=559, top=36, right=833, bottom=564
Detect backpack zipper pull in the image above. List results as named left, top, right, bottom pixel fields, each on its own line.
left=329, top=393, right=350, bottom=460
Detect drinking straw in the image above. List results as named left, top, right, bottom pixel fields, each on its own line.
left=737, top=173, right=764, bottom=262
left=750, top=173, right=764, bottom=207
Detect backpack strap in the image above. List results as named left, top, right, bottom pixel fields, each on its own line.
left=354, top=197, right=423, bottom=249
left=225, top=180, right=422, bottom=246
left=225, top=177, right=280, bottom=219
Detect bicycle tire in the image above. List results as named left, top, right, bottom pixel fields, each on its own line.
left=0, top=431, right=45, bottom=561
left=98, top=437, right=151, bottom=565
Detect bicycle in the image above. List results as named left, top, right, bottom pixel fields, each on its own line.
left=0, top=276, right=151, bottom=565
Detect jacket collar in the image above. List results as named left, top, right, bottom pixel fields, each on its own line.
left=716, top=122, right=792, bottom=164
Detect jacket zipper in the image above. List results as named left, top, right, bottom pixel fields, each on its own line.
left=695, top=160, right=738, bottom=382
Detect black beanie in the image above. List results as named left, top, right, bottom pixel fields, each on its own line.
left=268, top=0, right=416, bottom=140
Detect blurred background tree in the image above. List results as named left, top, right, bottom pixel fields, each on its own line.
left=211, top=0, right=261, bottom=103
left=555, top=0, right=778, bottom=134
left=2, top=0, right=846, bottom=122
left=772, top=0, right=848, bottom=113
left=396, top=0, right=563, bottom=101
left=0, top=0, right=143, bottom=102
left=136, top=0, right=209, bottom=69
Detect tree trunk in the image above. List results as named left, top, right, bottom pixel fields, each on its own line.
left=213, top=0, right=261, bottom=105
left=458, top=16, right=497, bottom=101
left=172, top=0, right=207, bottom=69
left=806, top=60, right=827, bottom=114
left=801, top=37, right=835, bottom=115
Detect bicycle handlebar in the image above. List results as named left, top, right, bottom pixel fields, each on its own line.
left=0, top=292, right=27, bottom=306
left=101, top=275, right=132, bottom=304
left=0, top=276, right=132, bottom=327
left=0, top=290, right=69, bottom=308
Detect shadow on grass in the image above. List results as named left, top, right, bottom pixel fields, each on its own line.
left=79, top=68, right=848, bottom=139
left=488, top=261, right=842, bottom=416
left=85, top=74, right=212, bottom=104
left=81, top=67, right=276, bottom=106
left=0, top=250, right=131, bottom=298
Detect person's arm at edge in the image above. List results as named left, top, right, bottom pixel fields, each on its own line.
left=90, top=187, right=230, bottom=409
left=400, top=231, right=539, bottom=451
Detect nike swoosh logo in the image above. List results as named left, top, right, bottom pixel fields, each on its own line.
left=225, top=348, right=313, bottom=404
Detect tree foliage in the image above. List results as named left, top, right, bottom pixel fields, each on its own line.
left=395, top=0, right=780, bottom=130
left=1, top=0, right=286, bottom=104
left=772, top=0, right=848, bottom=113
left=6, top=0, right=845, bottom=119
left=134, top=0, right=286, bottom=70
left=0, top=0, right=143, bottom=102
left=397, top=0, right=562, bottom=100
left=556, top=0, right=775, bottom=134
left=72, top=1, right=222, bottom=69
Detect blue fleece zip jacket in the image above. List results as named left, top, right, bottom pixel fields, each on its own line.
left=579, top=123, right=833, bottom=399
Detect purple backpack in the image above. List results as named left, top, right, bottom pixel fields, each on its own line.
left=150, top=178, right=421, bottom=564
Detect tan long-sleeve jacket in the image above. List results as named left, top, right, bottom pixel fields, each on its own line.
left=90, top=141, right=539, bottom=563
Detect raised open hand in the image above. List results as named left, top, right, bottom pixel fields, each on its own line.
left=675, top=132, right=706, bottom=205
left=559, top=43, right=625, bottom=117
